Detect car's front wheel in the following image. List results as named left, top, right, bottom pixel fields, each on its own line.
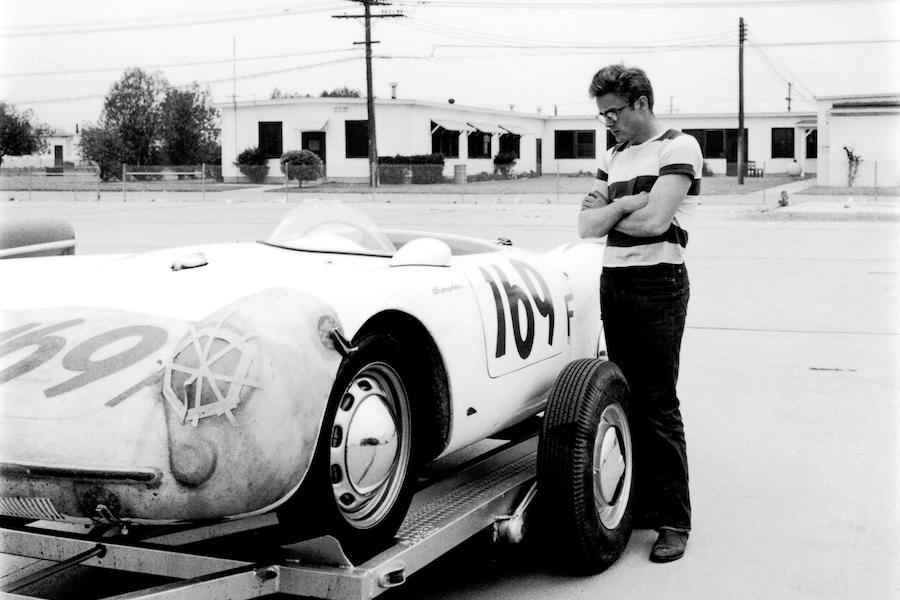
left=278, top=334, right=416, bottom=559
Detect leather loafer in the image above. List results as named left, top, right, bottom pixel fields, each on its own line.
left=650, top=528, right=688, bottom=563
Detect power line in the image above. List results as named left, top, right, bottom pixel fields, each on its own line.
left=396, top=0, right=891, bottom=8
left=0, top=2, right=344, bottom=38
left=0, top=48, right=361, bottom=78
left=8, top=57, right=362, bottom=107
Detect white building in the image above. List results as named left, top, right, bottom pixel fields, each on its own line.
left=2, top=129, right=82, bottom=169
left=815, top=93, right=900, bottom=188
left=219, top=95, right=833, bottom=183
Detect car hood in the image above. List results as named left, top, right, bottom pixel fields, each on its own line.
left=0, top=241, right=385, bottom=322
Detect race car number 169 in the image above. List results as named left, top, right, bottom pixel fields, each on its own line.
left=474, top=258, right=571, bottom=376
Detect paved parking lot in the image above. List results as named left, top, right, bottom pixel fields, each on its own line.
left=1, top=192, right=898, bottom=599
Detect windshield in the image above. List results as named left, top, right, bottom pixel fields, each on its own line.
left=264, top=202, right=397, bottom=256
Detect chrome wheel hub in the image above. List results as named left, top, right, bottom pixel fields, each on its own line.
left=329, top=363, right=411, bottom=529
left=592, top=402, right=632, bottom=529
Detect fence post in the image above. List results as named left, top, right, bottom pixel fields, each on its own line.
left=96, top=168, right=101, bottom=201
left=556, top=163, right=560, bottom=204
left=122, top=163, right=127, bottom=202
left=27, top=168, right=32, bottom=202
left=201, top=163, right=206, bottom=202
left=874, top=161, right=878, bottom=202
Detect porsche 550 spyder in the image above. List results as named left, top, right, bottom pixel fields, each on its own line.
left=0, top=203, right=635, bottom=571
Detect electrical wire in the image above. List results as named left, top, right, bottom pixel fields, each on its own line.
left=0, top=2, right=344, bottom=38
left=0, top=48, right=360, bottom=78
left=395, top=0, right=893, bottom=8
left=8, top=56, right=363, bottom=106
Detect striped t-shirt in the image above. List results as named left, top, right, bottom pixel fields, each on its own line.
left=596, top=129, right=702, bottom=268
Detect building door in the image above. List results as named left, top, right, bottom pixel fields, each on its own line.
left=54, top=145, right=63, bottom=167
left=536, top=138, right=542, bottom=176
left=302, top=132, right=326, bottom=177
left=725, top=129, right=748, bottom=176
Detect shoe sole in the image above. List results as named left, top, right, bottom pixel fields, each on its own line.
left=649, top=550, right=685, bottom=563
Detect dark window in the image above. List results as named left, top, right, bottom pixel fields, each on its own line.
left=555, top=130, right=595, bottom=159
left=706, top=130, right=725, bottom=158
left=467, top=131, right=492, bottom=158
left=805, top=129, right=817, bottom=159
left=431, top=122, right=460, bottom=158
left=771, top=127, right=795, bottom=158
left=682, top=129, right=730, bottom=159
left=499, top=133, right=520, bottom=156
left=606, top=130, right=617, bottom=150
left=345, top=120, right=369, bottom=158
left=258, top=122, right=283, bottom=159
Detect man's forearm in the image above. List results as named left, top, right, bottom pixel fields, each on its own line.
left=578, top=192, right=647, bottom=238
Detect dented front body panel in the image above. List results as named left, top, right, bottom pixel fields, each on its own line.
left=0, top=289, right=340, bottom=523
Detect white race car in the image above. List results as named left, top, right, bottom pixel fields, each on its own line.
left=0, top=203, right=634, bottom=571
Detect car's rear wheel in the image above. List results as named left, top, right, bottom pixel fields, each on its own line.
left=278, top=334, right=416, bottom=559
left=536, top=358, right=634, bottom=574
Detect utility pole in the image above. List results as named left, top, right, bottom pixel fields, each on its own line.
left=334, top=1, right=403, bottom=188
left=785, top=82, right=792, bottom=112
left=738, top=17, right=746, bottom=185
left=232, top=37, right=238, bottom=166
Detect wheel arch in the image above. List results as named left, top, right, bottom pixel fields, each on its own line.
left=354, top=310, right=451, bottom=462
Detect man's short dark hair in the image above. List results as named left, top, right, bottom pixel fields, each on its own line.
left=588, top=64, right=655, bottom=111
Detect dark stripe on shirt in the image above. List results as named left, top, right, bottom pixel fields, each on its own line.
left=609, top=174, right=701, bottom=199
left=596, top=168, right=608, bottom=181
left=608, top=223, right=689, bottom=248
left=608, top=176, right=658, bottom=200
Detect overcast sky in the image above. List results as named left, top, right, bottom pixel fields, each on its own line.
left=1, top=0, right=898, bottom=132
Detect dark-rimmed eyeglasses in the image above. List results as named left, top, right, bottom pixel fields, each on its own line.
left=595, top=102, right=633, bottom=124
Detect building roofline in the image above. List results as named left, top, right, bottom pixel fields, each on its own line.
left=217, top=96, right=551, bottom=120
left=219, top=96, right=817, bottom=122
left=816, top=92, right=900, bottom=101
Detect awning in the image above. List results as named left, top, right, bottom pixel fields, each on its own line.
left=467, top=121, right=504, bottom=134
left=293, top=119, right=329, bottom=132
left=499, top=124, right=531, bottom=136
left=431, top=119, right=474, bottom=133
left=794, top=119, right=817, bottom=127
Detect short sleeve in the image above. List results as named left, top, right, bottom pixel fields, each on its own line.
left=659, top=133, right=703, bottom=180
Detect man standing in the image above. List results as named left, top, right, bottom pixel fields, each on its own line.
left=578, top=64, right=701, bottom=563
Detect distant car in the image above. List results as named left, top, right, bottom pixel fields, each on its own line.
left=0, top=203, right=634, bottom=569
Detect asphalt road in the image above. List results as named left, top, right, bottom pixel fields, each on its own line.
left=0, top=192, right=898, bottom=599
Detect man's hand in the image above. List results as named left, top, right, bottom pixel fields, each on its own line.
left=616, top=191, right=649, bottom=213
left=582, top=194, right=603, bottom=210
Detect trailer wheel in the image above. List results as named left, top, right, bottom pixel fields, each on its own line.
left=278, top=334, right=416, bottom=560
left=536, top=359, right=634, bottom=574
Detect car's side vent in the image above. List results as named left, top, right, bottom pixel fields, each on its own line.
left=0, top=496, right=65, bottom=521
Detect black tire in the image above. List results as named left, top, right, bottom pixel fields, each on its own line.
left=277, top=334, right=416, bottom=560
left=536, top=359, right=634, bottom=574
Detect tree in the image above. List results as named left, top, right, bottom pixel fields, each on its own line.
left=320, top=87, right=361, bottom=98
left=100, top=68, right=168, bottom=166
left=78, top=126, right=122, bottom=181
left=79, top=68, right=223, bottom=180
left=0, top=102, right=53, bottom=167
left=280, top=150, right=323, bottom=187
left=270, top=89, right=311, bottom=100
left=159, top=84, right=220, bottom=166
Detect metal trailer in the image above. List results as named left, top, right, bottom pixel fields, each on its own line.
left=0, top=435, right=538, bottom=600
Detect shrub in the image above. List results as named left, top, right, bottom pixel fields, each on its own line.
left=234, top=146, right=269, bottom=183
left=493, top=151, right=518, bottom=178
left=279, top=149, right=323, bottom=187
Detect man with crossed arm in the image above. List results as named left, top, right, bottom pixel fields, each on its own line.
left=578, top=64, right=702, bottom=563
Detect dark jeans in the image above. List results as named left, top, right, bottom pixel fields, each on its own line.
left=600, top=263, right=691, bottom=532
